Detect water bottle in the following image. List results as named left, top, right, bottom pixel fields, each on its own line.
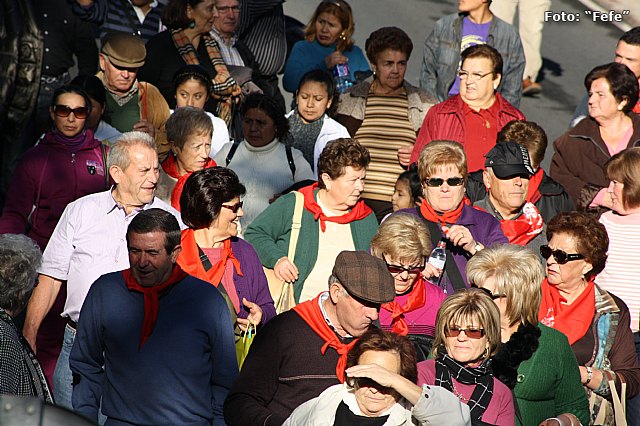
left=333, top=63, right=352, bottom=93
left=427, top=240, right=447, bottom=291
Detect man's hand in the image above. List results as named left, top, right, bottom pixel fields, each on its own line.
left=133, top=120, right=156, bottom=138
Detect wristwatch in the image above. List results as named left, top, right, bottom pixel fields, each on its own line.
left=473, top=242, right=483, bottom=255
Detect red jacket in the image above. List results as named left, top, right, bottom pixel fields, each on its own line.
left=410, top=93, right=525, bottom=168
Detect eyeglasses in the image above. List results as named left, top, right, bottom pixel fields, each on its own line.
left=217, top=5, right=240, bottom=14
left=471, top=284, right=506, bottom=300
left=424, top=177, right=465, bottom=187
left=458, top=70, right=493, bottom=81
left=221, top=201, right=243, bottom=213
left=445, top=327, right=486, bottom=339
left=383, top=255, right=425, bottom=276
left=540, top=245, right=584, bottom=265
left=53, top=105, right=88, bottom=119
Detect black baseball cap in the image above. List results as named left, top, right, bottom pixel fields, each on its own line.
left=484, top=141, right=535, bottom=179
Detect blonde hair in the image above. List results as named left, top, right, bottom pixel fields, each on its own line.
left=417, top=140, right=468, bottom=183
left=370, top=213, right=431, bottom=265
left=466, top=244, right=543, bottom=327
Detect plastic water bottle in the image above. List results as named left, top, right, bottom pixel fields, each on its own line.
left=427, top=240, right=447, bottom=291
left=333, top=63, right=352, bottom=93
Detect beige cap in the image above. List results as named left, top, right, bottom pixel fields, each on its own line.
left=101, top=33, right=146, bottom=68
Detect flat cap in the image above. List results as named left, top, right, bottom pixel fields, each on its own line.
left=332, top=251, right=395, bottom=304
left=484, top=141, right=535, bottom=179
left=101, top=33, right=146, bottom=68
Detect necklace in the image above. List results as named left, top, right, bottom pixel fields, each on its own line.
left=450, top=380, right=469, bottom=403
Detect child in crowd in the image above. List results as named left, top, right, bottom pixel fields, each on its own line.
left=392, top=167, right=423, bottom=212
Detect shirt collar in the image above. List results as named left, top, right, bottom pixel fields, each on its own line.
left=211, top=26, right=237, bottom=46
left=318, top=291, right=354, bottom=339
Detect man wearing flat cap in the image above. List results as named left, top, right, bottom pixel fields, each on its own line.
left=224, top=250, right=395, bottom=426
left=99, top=33, right=171, bottom=160
left=474, top=141, right=547, bottom=254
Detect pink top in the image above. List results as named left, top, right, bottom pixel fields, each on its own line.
left=417, top=359, right=515, bottom=425
left=378, top=281, right=446, bottom=336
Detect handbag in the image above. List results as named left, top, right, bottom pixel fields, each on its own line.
left=235, top=322, right=255, bottom=369
left=264, top=191, right=304, bottom=314
left=589, top=370, right=627, bottom=425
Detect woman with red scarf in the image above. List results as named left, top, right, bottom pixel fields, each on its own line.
left=177, top=167, right=276, bottom=332
left=245, top=138, right=379, bottom=304
left=398, top=140, right=507, bottom=295
left=156, top=107, right=216, bottom=211
left=538, top=212, right=640, bottom=424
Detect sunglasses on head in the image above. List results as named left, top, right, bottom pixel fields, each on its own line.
left=424, top=177, right=465, bottom=187
left=221, top=201, right=243, bottom=213
left=382, top=254, right=425, bottom=276
left=445, top=326, right=486, bottom=339
left=53, top=105, right=88, bottom=119
left=539, top=245, right=584, bottom=264
left=471, top=284, right=506, bottom=300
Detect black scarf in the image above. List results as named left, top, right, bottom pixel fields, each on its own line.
left=435, top=354, right=494, bottom=424
left=492, top=323, right=541, bottom=389
left=333, top=400, right=390, bottom=426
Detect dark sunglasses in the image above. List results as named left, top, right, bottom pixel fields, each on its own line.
left=221, top=201, right=243, bottom=213
left=354, top=377, right=393, bottom=393
left=424, top=177, right=465, bottom=187
left=471, top=284, right=506, bottom=300
left=539, top=245, right=584, bottom=265
left=53, top=105, right=88, bottom=119
left=445, top=327, right=486, bottom=339
left=383, top=254, right=425, bottom=275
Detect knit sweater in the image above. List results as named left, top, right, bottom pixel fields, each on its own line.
left=244, top=189, right=379, bottom=301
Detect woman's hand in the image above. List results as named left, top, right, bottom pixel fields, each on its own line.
left=538, top=413, right=580, bottom=426
left=324, top=51, right=348, bottom=69
left=444, top=225, right=478, bottom=254
left=274, top=256, right=299, bottom=282
left=421, top=263, right=441, bottom=281
left=237, top=298, right=263, bottom=332
left=397, top=146, right=413, bottom=167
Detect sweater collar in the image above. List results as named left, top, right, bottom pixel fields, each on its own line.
left=243, top=137, right=281, bottom=153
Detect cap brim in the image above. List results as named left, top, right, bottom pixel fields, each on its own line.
left=107, top=56, right=145, bottom=69
left=491, top=165, right=534, bottom=179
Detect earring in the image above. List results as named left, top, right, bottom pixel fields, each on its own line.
left=188, top=20, right=196, bottom=29
left=339, top=32, right=346, bottom=41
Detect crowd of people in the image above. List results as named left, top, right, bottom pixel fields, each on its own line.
left=2, top=0, right=640, bottom=425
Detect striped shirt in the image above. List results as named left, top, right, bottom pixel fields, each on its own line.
left=355, top=93, right=416, bottom=201
left=597, top=211, right=640, bottom=331
left=237, top=0, right=286, bottom=76
left=210, top=28, right=245, bottom=66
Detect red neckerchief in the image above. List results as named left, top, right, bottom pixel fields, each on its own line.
left=161, top=156, right=217, bottom=211
left=538, top=277, right=596, bottom=345
left=297, top=183, right=373, bottom=232
left=418, top=197, right=468, bottom=226
left=381, top=276, right=426, bottom=335
left=122, top=264, right=188, bottom=348
left=499, top=202, right=544, bottom=245
left=293, top=294, right=358, bottom=382
left=177, top=229, right=242, bottom=312
left=526, top=169, right=544, bottom=204
left=633, top=101, right=640, bottom=114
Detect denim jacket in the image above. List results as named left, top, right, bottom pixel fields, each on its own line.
left=419, top=13, right=525, bottom=108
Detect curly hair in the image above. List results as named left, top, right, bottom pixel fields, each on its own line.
left=304, top=0, right=355, bottom=52
left=316, top=138, right=370, bottom=189
left=365, top=26, right=413, bottom=64
left=584, top=62, right=639, bottom=114
left=497, top=120, right=548, bottom=170
left=546, top=212, right=609, bottom=281
left=0, top=234, right=42, bottom=314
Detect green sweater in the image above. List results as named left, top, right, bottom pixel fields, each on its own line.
left=244, top=190, right=378, bottom=301
left=514, top=324, right=590, bottom=426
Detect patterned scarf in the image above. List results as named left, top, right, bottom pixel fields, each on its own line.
left=381, top=276, right=426, bottom=335
left=161, top=155, right=216, bottom=211
left=435, top=354, right=494, bottom=424
left=298, top=183, right=373, bottom=232
left=498, top=202, right=544, bottom=246
left=170, top=28, right=239, bottom=124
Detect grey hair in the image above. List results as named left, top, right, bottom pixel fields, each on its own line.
left=107, top=131, right=157, bottom=171
left=166, top=107, right=213, bottom=150
left=0, top=235, right=42, bottom=314
left=328, top=274, right=348, bottom=295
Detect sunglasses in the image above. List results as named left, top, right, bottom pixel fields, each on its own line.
left=445, top=327, right=486, bottom=339
left=383, top=254, right=425, bottom=276
left=53, top=105, right=88, bottom=119
left=471, top=284, right=506, bottom=300
left=424, top=177, right=465, bottom=187
left=354, top=377, right=393, bottom=393
left=221, top=201, right=243, bottom=213
left=539, top=245, right=584, bottom=265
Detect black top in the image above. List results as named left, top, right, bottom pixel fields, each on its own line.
left=333, top=400, right=390, bottom=426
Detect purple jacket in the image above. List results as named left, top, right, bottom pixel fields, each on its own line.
left=398, top=205, right=507, bottom=292
left=0, top=131, right=108, bottom=249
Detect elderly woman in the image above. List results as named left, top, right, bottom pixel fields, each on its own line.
left=245, top=138, right=378, bottom=304
left=417, top=288, right=514, bottom=424
left=283, top=0, right=370, bottom=94
left=467, top=244, right=590, bottom=426
left=551, top=62, right=640, bottom=213
left=214, top=93, right=314, bottom=228
left=538, top=212, right=640, bottom=424
left=283, top=328, right=471, bottom=425
left=138, top=0, right=241, bottom=123
left=409, top=44, right=525, bottom=173
left=157, top=106, right=216, bottom=211
left=399, top=140, right=507, bottom=294
left=0, top=234, right=52, bottom=403
left=370, top=214, right=445, bottom=346
left=334, top=27, right=436, bottom=219
left=177, top=167, right=275, bottom=332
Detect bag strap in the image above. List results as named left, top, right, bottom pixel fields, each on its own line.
left=285, top=144, right=296, bottom=180
left=287, top=191, right=304, bottom=263
left=197, top=245, right=238, bottom=325
left=225, top=140, right=241, bottom=166
left=100, top=143, right=109, bottom=190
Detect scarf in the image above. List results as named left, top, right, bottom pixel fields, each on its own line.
left=538, top=277, right=596, bottom=345
left=177, top=229, right=242, bottom=313
left=293, top=294, right=358, bottom=382
left=46, top=128, right=94, bottom=154
left=435, top=354, right=494, bottom=424
left=526, top=168, right=544, bottom=204
left=161, top=155, right=216, bottom=211
left=381, top=277, right=426, bottom=335
left=122, top=264, right=188, bottom=347
left=491, top=323, right=541, bottom=389
left=170, top=28, right=239, bottom=125
left=298, top=183, right=373, bottom=232
left=419, top=197, right=467, bottom=226
left=499, top=202, right=544, bottom=245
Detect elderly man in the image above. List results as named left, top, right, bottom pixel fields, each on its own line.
left=99, top=33, right=171, bottom=161
left=473, top=141, right=547, bottom=254
left=22, top=131, right=181, bottom=409
left=70, top=209, right=237, bottom=425
left=224, top=250, right=395, bottom=426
